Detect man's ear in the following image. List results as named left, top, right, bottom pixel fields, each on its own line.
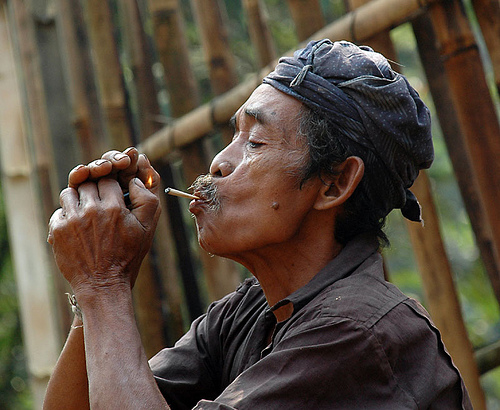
left=314, top=156, right=365, bottom=211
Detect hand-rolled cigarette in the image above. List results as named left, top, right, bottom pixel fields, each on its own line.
left=165, top=187, right=199, bottom=200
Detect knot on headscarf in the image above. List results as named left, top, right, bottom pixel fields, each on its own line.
left=263, top=39, right=434, bottom=222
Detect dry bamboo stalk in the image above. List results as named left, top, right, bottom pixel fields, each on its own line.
left=242, top=0, right=276, bottom=68
left=345, top=7, right=484, bottom=400
left=471, top=0, right=500, bottom=94
left=191, top=0, right=239, bottom=145
left=476, top=339, right=500, bottom=375
left=139, top=0, right=435, bottom=160
left=148, top=0, right=201, bottom=117
left=346, top=0, right=398, bottom=65
left=29, top=1, right=81, bottom=191
left=121, top=0, right=172, bottom=357
left=429, top=0, right=500, bottom=295
left=412, top=13, right=500, bottom=304
left=83, top=0, right=133, bottom=149
left=152, top=193, right=187, bottom=340
left=55, top=0, right=108, bottom=161
left=148, top=0, right=241, bottom=301
left=406, top=172, right=486, bottom=409
left=191, top=0, right=238, bottom=96
left=8, top=0, right=57, bottom=203
left=349, top=3, right=485, bottom=399
left=0, top=4, right=60, bottom=406
left=9, top=0, right=74, bottom=342
left=287, top=0, right=326, bottom=41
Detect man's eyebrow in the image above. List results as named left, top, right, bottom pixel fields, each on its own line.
left=244, top=107, right=265, bottom=124
left=229, top=115, right=236, bottom=129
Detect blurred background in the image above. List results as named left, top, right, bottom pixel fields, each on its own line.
left=0, top=0, right=499, bottom=408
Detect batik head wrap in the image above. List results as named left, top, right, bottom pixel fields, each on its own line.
left=263, top=39, right=434, bottom=222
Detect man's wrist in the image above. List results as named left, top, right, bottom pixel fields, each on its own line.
left=74, top=281, right=134, bottom=320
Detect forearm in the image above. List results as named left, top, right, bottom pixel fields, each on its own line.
left=43, top=317, right=89, bottom=410
left=79, top=285, right=169, bottom=409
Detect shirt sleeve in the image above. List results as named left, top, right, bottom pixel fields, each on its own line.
left=149, top=313, right=220, bottom=410
left=149, top=279, right=261, bottom=410
left=192, top=302, right=470, bottom=410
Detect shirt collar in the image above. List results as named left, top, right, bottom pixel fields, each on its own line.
left=270, top=233, right=380, bottom=315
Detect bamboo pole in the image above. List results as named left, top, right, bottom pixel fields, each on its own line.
left=8, top=0, right=73, bottom=342
left=428, top=0, right=500, bottom=293
left=412, top=13, right=500, bottom=303
left=190, top=0, right=238, bottom=96
left=190, top=0, right=238, bottom=146
left=346, top=0, right=398, bottom=63
left=148, top=0, right=241, bottom=302
left=143, top=0, right=205, bottom=322
left=148, top=0, right=200, bottom=118
left=139, top=0, right=436, bottom=160
left=470, top=0, right=500, bottom=94
left=343, top=5, right=484, bottom=401
left=29, top=0, right=84, bottom=338
left=119, top=0, right=174, bottom=355
left=55, top=0, right=108, bottom=162
left=476, top=339, right=500, bottom=375
left=120, top=0, right=189, bottom=330
left=406, top=172, right=486, bottom=409
left=345, top=1, right=485, bottom=402
left=83, top=0, right=133, bottom=149
left=0, top=4, right=60, bottom=406
left=29, top=0, right=80, bottom=191
left=287, top=0, right=325, bottom=41
left=242, top=0, right=276, bottom=68
left=8, top=0, right=57, bottom=210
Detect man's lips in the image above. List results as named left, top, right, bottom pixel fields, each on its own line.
left=188, top=196, right=207, bottom=214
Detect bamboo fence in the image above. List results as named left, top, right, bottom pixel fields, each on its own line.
left=0, top=0, right=499, bottom=407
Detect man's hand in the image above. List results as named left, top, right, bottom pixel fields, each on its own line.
left=44, top=150, right=168, bottom=409
left=47, top=148, right=161, bottom=294
left=67, top=147, right=152, bottom=192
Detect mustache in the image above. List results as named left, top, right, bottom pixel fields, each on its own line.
left=189, top=174, right=221, bottom=211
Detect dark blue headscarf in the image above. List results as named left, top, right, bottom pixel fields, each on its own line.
left=263, top=39, right=433, bottom=222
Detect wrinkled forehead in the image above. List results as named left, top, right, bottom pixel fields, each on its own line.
left=235, top=84, right=306, bottom=143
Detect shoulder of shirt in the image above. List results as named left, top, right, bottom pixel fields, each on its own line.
left=292, top=271, right=410, bottom=330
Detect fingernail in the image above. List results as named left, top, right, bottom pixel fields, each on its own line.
left=124, top=147, right=138, bottom=161
left=113, top=153, right=128, bottom=161
left=94, top=159, right=108, bottom=166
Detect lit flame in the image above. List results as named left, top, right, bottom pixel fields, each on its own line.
left=146, top=174, right=153, bottom=188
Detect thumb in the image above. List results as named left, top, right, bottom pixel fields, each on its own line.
left=128, top=178, right=160, bottom=228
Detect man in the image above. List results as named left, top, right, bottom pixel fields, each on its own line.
left=44, top=40, right=471, bottom=409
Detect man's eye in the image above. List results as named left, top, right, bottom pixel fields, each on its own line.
left=248, top=141, right=263, bottom=149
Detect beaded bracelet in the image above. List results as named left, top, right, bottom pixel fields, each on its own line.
left=65, top=293, right=84, bottom=329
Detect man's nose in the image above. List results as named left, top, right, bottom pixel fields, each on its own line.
left=209, top=146, right=236, bottom=177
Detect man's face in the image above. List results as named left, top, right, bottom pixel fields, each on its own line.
left=189, top=85, right=323, bottom=264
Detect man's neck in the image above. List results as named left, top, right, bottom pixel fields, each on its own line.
left=232, top=212, right=343, bottom=317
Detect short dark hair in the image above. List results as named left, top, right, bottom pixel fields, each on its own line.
left=298, top=107, right=389, bottom=247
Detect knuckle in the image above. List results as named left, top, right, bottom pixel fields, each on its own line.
left=59, top=187, right=75, bottom=204
left=81, top=203, right=99, bottom=218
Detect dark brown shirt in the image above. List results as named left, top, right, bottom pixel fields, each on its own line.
left=150, top=234, right=471, bottom=409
